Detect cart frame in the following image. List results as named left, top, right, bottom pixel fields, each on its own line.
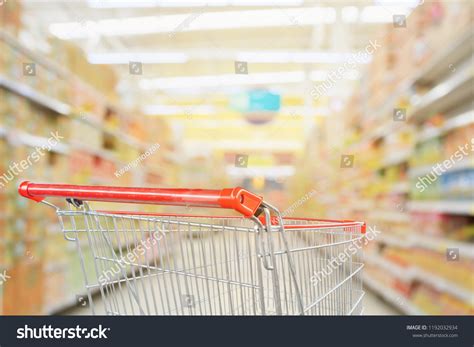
left=19, top=181, right=365, bottom=316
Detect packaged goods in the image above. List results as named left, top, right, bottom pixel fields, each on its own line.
left=0, top=1, right=22, bottom=36
left=440, top=169, right=474, bottom=199
left=1, top=30, right=173, bottom=314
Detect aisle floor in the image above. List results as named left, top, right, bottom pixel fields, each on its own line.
left=65, top=289, right=398, bottom=316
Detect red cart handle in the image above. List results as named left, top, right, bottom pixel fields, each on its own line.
left=18, top=181, right=263, bottom=217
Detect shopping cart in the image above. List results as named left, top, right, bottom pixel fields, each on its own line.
left=19, top=181, right=366, bottom=316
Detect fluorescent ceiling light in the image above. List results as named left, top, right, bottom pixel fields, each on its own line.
left=342, top=6, right=359, bottom=23
left=184, top=141, right=303, bottom=151
left=49, top=7, right=336, bottom=39
left=374, top=0, right=422, bottom=7
left=140, top=69, right=359, bottom=90
left=140, top=71, right=306, bottom=90
left=309, top=69, right=363, bottom=82
left=88, top=52, right=188, bottom=64
left=237, top=51, right=371, bottom=64
left=143, top=104, right=216, bottom=115
left=310, top=70, right=328, bottom=81
left=226, top=165, right=296, bottom=178
left=87, top=0, right=157, bottom=8
left=360, top=6, right=412, bottom=23
left=86, top=50, right=371, bottom=65
left=88, top=0, right=304, bottom=8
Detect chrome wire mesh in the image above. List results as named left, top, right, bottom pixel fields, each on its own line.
left=57, top=207, right=364, bottom=316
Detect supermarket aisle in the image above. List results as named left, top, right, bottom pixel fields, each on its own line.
left=363, top=291, right=399, bottom=316
left=1, top=0, right=473, bottom=318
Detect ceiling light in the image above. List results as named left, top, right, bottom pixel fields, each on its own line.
left=143, top=104, right=216, bottom=115
left=342, top=6, right=359, bottom=23
left=85, top=50, right=371, bottom=65
left=373, top=0, right=422, bottom=7
left=49, top=7, right=336, bottom=39
left=360, top=6, right=412, bottom=23
left=87, top=0, right=158, bottom=8
left=87, top=52, right=188, bottom=64
left=88, top=0, right=304, bottom=8
left=237, top=51, right=370, bottom=64
left=140, top=68, right=360, bottom=90
left=226, top=165, right=296, bottom=178
left=139, top=71, right=306, bottom=90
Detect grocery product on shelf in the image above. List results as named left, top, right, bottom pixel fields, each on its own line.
left=0, top=1, right=22, bottom=36
left=440, top=169, right=474, bottom=200
left=0, top=27, right=174, bottom=315
left=412, top=284, right=473, bottom=315
left=301, top=0, right=474, bottom=316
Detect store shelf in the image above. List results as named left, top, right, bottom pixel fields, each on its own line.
left=70, top=140, right=122, bottom=165
left=412, top=234, right=474, bottom=259
left=44, top=262, right=68, bottom=273
left=365, top=253, right=473, bottom=303
left=321, top=13, right=473, bottom=317
left=390, top=181, right=410, bottom=194
left=377, top=234, right=411, bottom=248
left=408, top=157, right=474, bottom=177
left=0, top=29, right=69, bottom=79
left=377, top=233, right=474, bottom=259
left=357, top=29, right=473, bottom=147
left=351, top=200, right=374, bottom=211
left=416, top=109, right=474, bottom=143
left=416, top=269, right=472, bottom=304
left=370, top=211, right=410, bottom=223
left=16, top=131, right=70, bottom=154
left=363, top=275, right=422, bottom=315
left=0, top=125, right=7, bottom=138
left=365, top=253, right=412, bottom=280
left=408, top=200, right=474, bottom=216
left=0, top=124, right=132, bottom=161
left=0, top=33, right=166, bottom=328
left=1, top=26, right=156, bottom=154
left=76, top=110, right=151, bottom=152
left=0, top=75, right=71, bottom=115
left=0, top=29, right=148, bottom=126
left=1, top=126, right=70, bottom=154
left=379, top=149, right=413, bottom=169
left=414, top=29, right=474, bottom=86
left=0, top=74, right=154, bottom=152
left=0, top=124, right=164, bottom=177
left=409, top=60, right=474, bottom=123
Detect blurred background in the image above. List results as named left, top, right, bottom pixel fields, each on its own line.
left=0, top=0, right=472, bottom=315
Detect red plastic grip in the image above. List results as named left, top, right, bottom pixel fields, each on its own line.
left=18, top=181, right=263, bottom=217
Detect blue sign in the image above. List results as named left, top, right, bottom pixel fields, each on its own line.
left=231, top=90, right=281, bottom=113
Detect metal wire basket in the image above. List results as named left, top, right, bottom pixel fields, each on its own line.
left=19, top=181, right=365, bottom=315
